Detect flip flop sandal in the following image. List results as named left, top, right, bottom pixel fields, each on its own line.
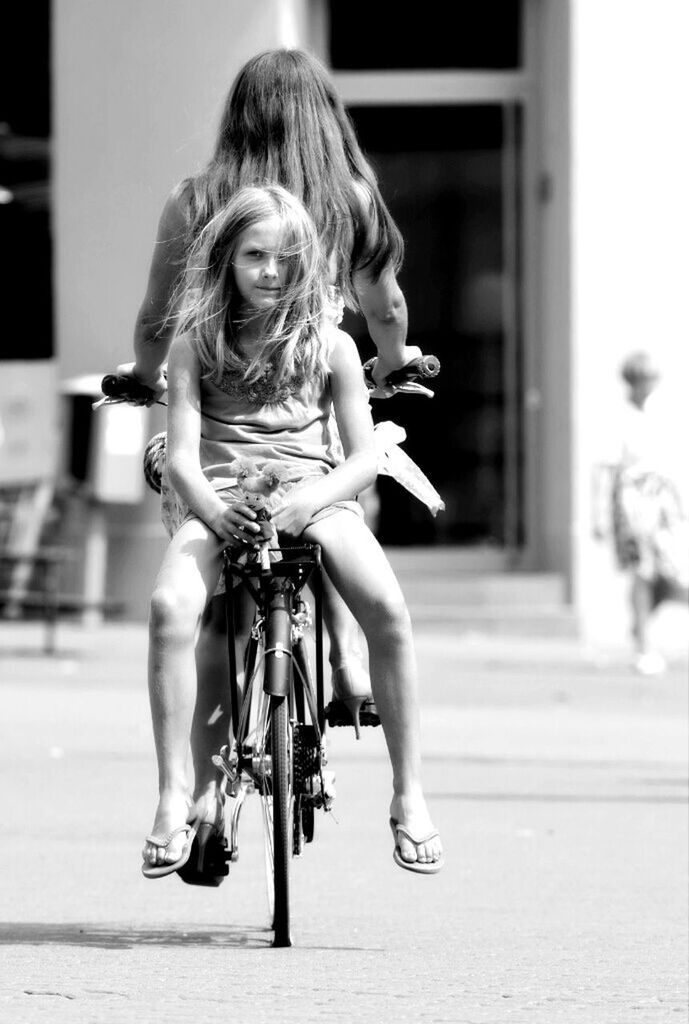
left=141, top=821, right=198, bottom=879
left=389, top=818, right=444, bottom=875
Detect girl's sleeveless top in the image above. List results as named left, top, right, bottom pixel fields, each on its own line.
left=198, top=362, right=338, bottom=492
left=198, top=296, right=345, bottom=491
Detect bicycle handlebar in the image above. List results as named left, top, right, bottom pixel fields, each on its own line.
left=98, top=354, right=440, bottom=407
left=99, top=373, right=164, bottom=406
left=363, top=354, right=441, bottom=398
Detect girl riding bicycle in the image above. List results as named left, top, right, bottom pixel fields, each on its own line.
left=142, top=184, right=443, bottom=878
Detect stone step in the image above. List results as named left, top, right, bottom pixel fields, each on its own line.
left=406, top=604, right=579, bottom=637
left=397, top=576, right=567, bottom=607
left=385, top=549, right=568, bottom=607
left=382, top=547, right=577, bottom=636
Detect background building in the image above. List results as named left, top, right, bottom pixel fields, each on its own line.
left=2, top=0, right=687, bottom=646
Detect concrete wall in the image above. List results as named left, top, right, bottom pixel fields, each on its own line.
left=569, top=0, right=689, bottom=645
left=53, top=0, right=308, bottom=379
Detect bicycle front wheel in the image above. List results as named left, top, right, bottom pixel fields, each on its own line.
left=270, top=694, right=292, bottom=947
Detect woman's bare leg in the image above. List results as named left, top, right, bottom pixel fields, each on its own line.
left=190, top=595, right=231, bottom=813
left=319, top=567, right=369, bottom=685
left=305, top=513, right=442, bottom=866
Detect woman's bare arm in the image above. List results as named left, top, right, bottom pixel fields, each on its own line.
left=352, top=263, right=416, bottom=376
left=117, top=190, right=189, bottom=397
left=350, top=181, right=420, bottom=382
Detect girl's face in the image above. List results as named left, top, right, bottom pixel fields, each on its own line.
left=232, top=216, right=288, bottom=313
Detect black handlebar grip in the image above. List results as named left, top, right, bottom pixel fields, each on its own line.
left=381, top=354, right=441, bottom=387
left=100, top=374, right=155, bottom=404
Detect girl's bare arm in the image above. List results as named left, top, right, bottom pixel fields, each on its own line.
left=166, top=338, right=260, bottom=540
left=271, top=329, right=377, bottom=535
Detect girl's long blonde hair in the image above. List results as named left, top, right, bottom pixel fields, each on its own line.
left=179, top=184, right=329, bottom=390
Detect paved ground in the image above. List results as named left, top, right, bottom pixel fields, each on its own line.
left=0, top=615, right=687, bottom=1024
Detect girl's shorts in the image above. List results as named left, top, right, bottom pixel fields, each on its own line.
left=160, top=466, right=363, bottom=596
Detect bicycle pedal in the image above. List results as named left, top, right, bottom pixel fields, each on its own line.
left=358, top=709, right=381, bottom=728
left=325, top=702, right=381, bottom=730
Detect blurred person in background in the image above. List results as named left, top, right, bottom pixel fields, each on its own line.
left=594, top=350, right=689, bottom=674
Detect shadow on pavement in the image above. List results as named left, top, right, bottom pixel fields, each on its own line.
left=0, top=922, right=274, bottom=949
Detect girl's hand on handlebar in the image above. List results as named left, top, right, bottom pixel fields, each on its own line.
left=115, top=362, right=168, bottom=406
left=210, top=502, right=265, bottom=546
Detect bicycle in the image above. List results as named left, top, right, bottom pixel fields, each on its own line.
left=99, top=352, right=440, bottom=947
left=215, top=537, right=327, bottom=947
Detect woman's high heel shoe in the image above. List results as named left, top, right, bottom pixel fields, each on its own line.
left=176, top=796, right=229, bottom=887
left=325, top=665, right=380, bottom=740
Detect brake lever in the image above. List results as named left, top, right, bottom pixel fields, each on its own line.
left=367, top=381, right=435, bottom=400
left=363, top=356, right=438, bottom=400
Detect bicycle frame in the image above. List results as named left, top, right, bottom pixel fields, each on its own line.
left=223, top=542, right=325, bottom=738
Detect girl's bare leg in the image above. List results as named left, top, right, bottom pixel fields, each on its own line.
left=143, top=520, right=224, bottom=868
left=305, top=513, right=442, bottom=867
left=190, top=587, right=257, bottom=822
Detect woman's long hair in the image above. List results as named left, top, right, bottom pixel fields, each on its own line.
left=179, top=184, right=329, bottom=389
left=181, top=48, right=403, bottom=306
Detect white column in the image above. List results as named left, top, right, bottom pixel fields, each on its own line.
left=570, top=0, right=689, bottom=648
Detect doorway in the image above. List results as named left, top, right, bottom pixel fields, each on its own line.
left=327, top=1, right=535, bottom=555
